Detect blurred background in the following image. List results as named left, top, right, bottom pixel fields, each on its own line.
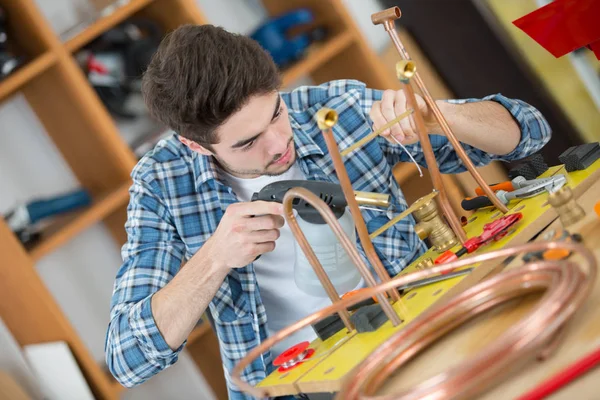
left=0, top=1, right=597, bottom=399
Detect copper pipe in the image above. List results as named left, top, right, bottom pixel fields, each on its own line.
left=283, top=187, right=400, bottom=329
left=316, top=109, right=402, bottom=303
left=372, top=7, right=509, bottom=215
left=230, top=241, right=595, bottom=399
left=401, top=80, right=467, bottom=243
left=339, top=245, right=595, bottom=400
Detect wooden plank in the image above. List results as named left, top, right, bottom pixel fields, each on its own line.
left=29, top=182, right=131, bottom=261
left=282, top=31, right=354, bottom=87
left=0, top=221, right=118, bottom=400
left=65, top=0, right=155, bottom=52
left=0, top=52, right=56, bottom=103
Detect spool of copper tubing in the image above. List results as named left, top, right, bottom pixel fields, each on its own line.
left=371, top=7, right=509, bottom=216
left=231, top=241, right=596, bottom=399
left=283, top=186, right=402, bottom=332
left=317, top=108, right=402, bottom=303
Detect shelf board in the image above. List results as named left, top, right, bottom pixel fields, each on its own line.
left=187, top=323, right=211, bottom=345
left=65, top=0, right=155, bottom=53
left=29, top=182, right=131, bottom=261
left=281, top=30, right=355, bottom=87
left=0, top=52, right=56, bottom=103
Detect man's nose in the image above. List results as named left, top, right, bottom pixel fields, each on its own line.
left=265, top=129, right=289, bottom=156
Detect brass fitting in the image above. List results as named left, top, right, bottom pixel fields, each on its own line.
left=414, top=257, right=434, bottom=271
left=548, top=186, right=586, bottom=228
left=354, top=191, right=390, bottom=208
left=396, top=60, right=417, bottom=83
left=412, top=196, right=458, bottom=252
left=316, top=108, right=338, bottom=130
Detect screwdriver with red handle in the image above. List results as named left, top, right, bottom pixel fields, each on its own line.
left=434, top=213, right=523, bottom=266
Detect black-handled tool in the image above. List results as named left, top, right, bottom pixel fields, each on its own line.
left=461, top=195, right=494, bottom=211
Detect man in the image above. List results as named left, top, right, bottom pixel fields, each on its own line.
left=105, top=24, right=551, bottom=399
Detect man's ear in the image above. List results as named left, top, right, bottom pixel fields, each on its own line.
left=179, top=136, right=212, bottom=156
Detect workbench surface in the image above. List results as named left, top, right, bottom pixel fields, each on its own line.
left=254, top=160, right=600, bottom=399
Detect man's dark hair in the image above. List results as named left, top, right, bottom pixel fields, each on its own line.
left=141, top=24, right=281, bottom=149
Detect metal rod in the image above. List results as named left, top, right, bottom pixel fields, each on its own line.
left=369, top=191, right=438, bottom=239
left=282, top=187, right=401, bottom=331
left=230, top=241, right=596, bottom=399
left=316, top=109, right=402, bottom=304
left=340, top=109, right=414, bottom=157
left=371, top=6, right=509, bottom=215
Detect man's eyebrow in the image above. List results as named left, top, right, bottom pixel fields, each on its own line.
left=230, top=95, right=282, bottom=149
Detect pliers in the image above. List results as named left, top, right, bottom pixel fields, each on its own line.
left=462, top=174, right=567, bottom=211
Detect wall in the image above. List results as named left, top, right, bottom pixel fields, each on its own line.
left=0, top=1, right=391, bottom=399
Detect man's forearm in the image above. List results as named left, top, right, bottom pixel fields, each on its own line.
left=430, top=100, right=521, bottom=155
left=151, top=239, right=229, bottom=350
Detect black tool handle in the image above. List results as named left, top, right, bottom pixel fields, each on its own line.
left=461, top=196, right=494, bottom=211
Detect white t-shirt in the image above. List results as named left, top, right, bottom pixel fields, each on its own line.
left=222, top=162, right=364, bottom=357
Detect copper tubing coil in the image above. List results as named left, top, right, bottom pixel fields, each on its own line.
left=317, top=109, right=402, bottom=303
left=231, top=240, right=596, bottom=399
left=371, top=7, right=509, bottom=218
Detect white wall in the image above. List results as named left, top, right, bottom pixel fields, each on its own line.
left=1, top=1, right=390, bottom=399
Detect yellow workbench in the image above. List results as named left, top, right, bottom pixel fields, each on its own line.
left=255, top=159, right=600, bottom=398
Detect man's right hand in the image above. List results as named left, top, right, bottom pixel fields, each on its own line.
left=206, top=201, right=285, bottom=269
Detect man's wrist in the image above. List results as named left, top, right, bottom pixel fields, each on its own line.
left=426, top=100, right=452, bottom=135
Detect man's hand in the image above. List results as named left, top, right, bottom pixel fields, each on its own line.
left=370, top=89, right=436, bottom=145
left=206, top=201, right=285, bottom=270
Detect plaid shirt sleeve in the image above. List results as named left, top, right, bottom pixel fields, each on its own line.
left=105, top=165, right=186, bottom=387
left=359, top=87, right=552, bottom=172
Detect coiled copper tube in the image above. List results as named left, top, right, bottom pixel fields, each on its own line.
left=231, top=241, right=596, bottom=399
left=371, top=6, right=509, bottom=217
left=340, top=242, right=595, bottom=399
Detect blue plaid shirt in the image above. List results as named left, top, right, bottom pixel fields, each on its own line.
left=105, top=79, right=551, bottom=399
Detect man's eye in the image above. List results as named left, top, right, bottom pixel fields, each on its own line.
left=242, top=140, right=255, bottom=151
left=273, top=107, right=283, bottom=120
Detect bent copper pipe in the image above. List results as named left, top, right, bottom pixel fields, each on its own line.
left=401, top=79, right=467, bottom=243
left=282, top=187, right=401, bottom=330
left=372, top=6, right=510, bottom=215
left=317, top=108, right=402, bottom=303
left=230, top=241, right=595, bottom=399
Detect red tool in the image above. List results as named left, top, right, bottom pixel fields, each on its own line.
left=512, top=0, right=600, bottom=60
left=516, top=345, right=600, bottom=400
left=435, top=213, right=523, bottom=266
left=273, top=341, right=315, bottom=372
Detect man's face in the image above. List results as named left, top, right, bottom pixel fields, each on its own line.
left=182, top=91, right=295, bottom=178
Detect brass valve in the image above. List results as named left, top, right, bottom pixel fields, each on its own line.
left=412, top=196, right=458, bottom=252
left=548, top=185, right=586, bottom=228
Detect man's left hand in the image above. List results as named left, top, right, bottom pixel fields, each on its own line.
left=370, top=89, right=436, bottom=145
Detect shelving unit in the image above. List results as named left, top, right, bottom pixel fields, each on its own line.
left=0, top=1, right=465, bottom=400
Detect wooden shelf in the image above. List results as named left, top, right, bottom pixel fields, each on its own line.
left=0, top=52, right=56, bottom=103
left=28, top=182, right=131, bottom=261
left=187, top=323, right=211, bottom=345
left=65, top=0, right=155, bottom=53
left=281, top=30, right=354, bottom=87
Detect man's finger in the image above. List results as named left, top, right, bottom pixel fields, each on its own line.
left=246, top=215, right=284, bottom=231
left=370, top=101, right=389, bottom=136
left=381, top=90, right=402, bottom=138
left=235, top=201, right=284, bottom=217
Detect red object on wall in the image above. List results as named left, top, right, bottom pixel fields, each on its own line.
left=512, top=0, right=600, bottom=60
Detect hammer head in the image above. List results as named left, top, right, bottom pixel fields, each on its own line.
left=371, top=6, right=401, bottom=26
